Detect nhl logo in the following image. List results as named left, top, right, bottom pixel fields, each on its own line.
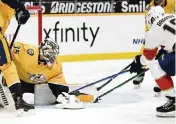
left=27, top=49, right=34, bottom=56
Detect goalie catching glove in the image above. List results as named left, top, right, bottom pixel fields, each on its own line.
left=54, top=92, right=84, bottom=109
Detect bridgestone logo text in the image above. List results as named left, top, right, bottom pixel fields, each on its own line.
left=50, top=2, right=116, bottom=13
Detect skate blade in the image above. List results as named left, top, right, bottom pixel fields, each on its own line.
left=134, top=84, right=141, bottom=89
left=17, top=109, right=35, bottom=117
left=154, top=92, right=161, bottom=97
left=156, top=112, right=175, bottom=118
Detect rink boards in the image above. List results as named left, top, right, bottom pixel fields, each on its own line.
left=5, top=13, right=145, bottom=62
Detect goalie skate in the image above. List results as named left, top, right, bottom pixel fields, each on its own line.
left=13, top=94, right=35, bottom=117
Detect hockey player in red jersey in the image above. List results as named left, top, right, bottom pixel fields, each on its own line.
left=129, top=6, right=175, bottom=117
left=135, top=0, right=175, bottom=94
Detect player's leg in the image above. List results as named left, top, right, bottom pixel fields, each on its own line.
left=133, top=46, right=145, bottom=89
left=152, top=48, right=168, bottom=96
left=0, top=33, right=34, bottom=114
left=150, top=52, right=175, bottom=117
left=20, top=80, right=35, bottom=105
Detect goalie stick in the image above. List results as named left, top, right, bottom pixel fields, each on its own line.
left=96, top=62, right=132, bottom=91
left=94, top=68, right=149, bottom=103
left=0, top=25, right=21, bottom=107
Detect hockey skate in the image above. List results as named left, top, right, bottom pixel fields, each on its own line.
left=133, top=75, right=144, bottom=89
left=54, top=92, right=84, bottom=109
left=153, top=86, right=161, bottom=97
left=156, top=96, right=175, bottom=117
left=13, top=94, right=35, bottom=116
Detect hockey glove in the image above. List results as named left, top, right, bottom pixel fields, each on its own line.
left=155, top=48, right=167, bottom=60
left=129, top=55, right=145, bottom=74
left=15, top=6, right=30, bottom=25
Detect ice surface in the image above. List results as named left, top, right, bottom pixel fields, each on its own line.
left=0, top=59, right=175, bottom=124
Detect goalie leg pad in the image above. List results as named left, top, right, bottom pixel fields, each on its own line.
left=22, top=93, right=34, bottom=105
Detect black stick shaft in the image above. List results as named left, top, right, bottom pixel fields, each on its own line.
left=98, top=69, right=149, bottom=99
left=10, top=25, right=21, bottom=49
left=96, top=62, right=132, bottom=91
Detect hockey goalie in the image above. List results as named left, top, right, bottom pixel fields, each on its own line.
left=1, top=38, right=94, bottom=109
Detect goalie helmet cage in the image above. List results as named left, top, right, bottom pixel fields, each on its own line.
left=27, top=6, right=43, bottom=45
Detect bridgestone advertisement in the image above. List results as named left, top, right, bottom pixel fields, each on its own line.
left=22, top=0, right=151, bottom=14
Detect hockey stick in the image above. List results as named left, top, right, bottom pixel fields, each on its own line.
left=10, top=25, right=21, bottom=49
left=96, top=62, right=132, bottom=91
left=69, top=70, right=129, bottom=95
left=93, top=68, right=149, bottom=103
left=0, top=24, right=21, bottom=107
left=69, top=69, right=129, bottom=103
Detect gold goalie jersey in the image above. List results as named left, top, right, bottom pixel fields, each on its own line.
left=0, top=0, right=15, bottom=34
left=11, top=42, right=67, bottom=85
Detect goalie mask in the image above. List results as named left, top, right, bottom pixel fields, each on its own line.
left=39, top=38, right=59, bottom=66
left=146, top=6, right=165, bottom=29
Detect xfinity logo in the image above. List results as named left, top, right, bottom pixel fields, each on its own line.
left=43, top=21, right=100, bottom=47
